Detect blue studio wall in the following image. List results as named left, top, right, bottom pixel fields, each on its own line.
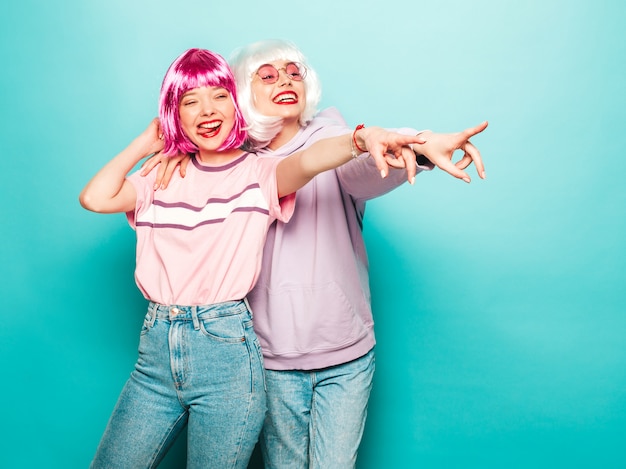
left=1, top=0, right=624, bottom=467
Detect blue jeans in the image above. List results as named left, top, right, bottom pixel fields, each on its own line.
left=260, top=349, right=375, bottom=469
left=91, top=300, right=266, bottom=469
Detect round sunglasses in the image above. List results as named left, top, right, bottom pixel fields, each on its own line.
left=255, top=62, right=307, bottom=84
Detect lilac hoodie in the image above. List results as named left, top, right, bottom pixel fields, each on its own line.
left=247, top=107, right=431, bottom=370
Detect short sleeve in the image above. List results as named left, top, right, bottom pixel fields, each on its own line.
left=253, top=156, right=295, bottom=223
left=125, top=169, right=156, bottom=229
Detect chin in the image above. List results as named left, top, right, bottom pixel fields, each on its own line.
left=276, top=108, right=301, bottom=119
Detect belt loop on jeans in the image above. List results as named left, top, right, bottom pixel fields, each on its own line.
left=191, top=306, right=200, bottom=331
left=147, top=302, right=158, bottom=327
left=243, top=297, right=253, bottom=319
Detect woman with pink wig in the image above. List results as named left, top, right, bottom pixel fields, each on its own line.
left=80, top=47, right=425, bottom=468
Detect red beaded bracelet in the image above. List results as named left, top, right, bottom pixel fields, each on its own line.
left=352, top=124, right=366, bottom=153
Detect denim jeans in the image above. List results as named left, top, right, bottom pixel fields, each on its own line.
left=91, top=300, right=266, bottom=469
left=260, top=349, right=375, bottom=469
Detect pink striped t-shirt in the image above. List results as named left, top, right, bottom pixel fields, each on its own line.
left=126, top=152, right=295, bottom=306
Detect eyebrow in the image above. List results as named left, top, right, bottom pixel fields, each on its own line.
left=260, top=61, right=293, bottom=67
left=182, top=86, right=228, bottom=98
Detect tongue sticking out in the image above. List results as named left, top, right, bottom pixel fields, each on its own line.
left=198, top=122, right=221, bottom=137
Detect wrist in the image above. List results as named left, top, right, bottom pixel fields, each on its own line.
left=134, top=133, right=153, bottom=150
left=351, top=124, right=367, bottom=158
left=350, top=124, right=367, bottom=158
left=410, top=130, right=432, bottom=154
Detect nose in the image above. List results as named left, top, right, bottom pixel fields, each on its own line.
left=200, top=98, right=216, bottom=116
left=276, top=67, right=293, bottom=86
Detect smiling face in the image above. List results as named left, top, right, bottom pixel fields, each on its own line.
left=178, top=86, right=237, bottom=160
left=159, top=48, right=247, bottom=157
left=251, top=59, right=307, bottom=133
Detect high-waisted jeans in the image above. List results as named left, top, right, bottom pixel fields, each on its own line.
left=91, top=300, right=266, bottom=469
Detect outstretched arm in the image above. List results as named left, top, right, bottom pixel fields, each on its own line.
left=79, top=119, right=164, bottom=213
left=138, top=121, right=489, bottom=190
left=275, top=126, right=426, bottom=198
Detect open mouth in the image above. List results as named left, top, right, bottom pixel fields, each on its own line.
left=273, top=92, right=298, bottom=104
left=198, top=120, right=222, bottom=137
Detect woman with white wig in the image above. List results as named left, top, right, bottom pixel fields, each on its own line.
left=145, top=38, right=487, bottom=468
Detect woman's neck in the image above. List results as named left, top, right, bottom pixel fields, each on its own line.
left=268, top=119, right=301, bottom=151
left=196, top=148, right=243, bottom=165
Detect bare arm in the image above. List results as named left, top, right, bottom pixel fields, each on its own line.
left=275, top=126, right=426, bottom=198
left=79, top=119, right=163, bottom=213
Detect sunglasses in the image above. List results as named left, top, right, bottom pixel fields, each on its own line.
left=255, top=62, right=307, bottom=84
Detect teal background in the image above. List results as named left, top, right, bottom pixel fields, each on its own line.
left=1, top=0, right=624, bottom=467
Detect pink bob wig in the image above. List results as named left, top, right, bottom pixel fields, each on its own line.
left=159, top=48, right=248, bottom=156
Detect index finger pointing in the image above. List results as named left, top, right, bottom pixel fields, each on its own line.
left=461, top=120, right=489, bottom=140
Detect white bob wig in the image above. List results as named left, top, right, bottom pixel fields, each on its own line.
left=229, top=39, right=322, bottom=150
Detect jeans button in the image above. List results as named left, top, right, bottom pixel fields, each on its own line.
left=171, top=307, right=180, bottom=316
